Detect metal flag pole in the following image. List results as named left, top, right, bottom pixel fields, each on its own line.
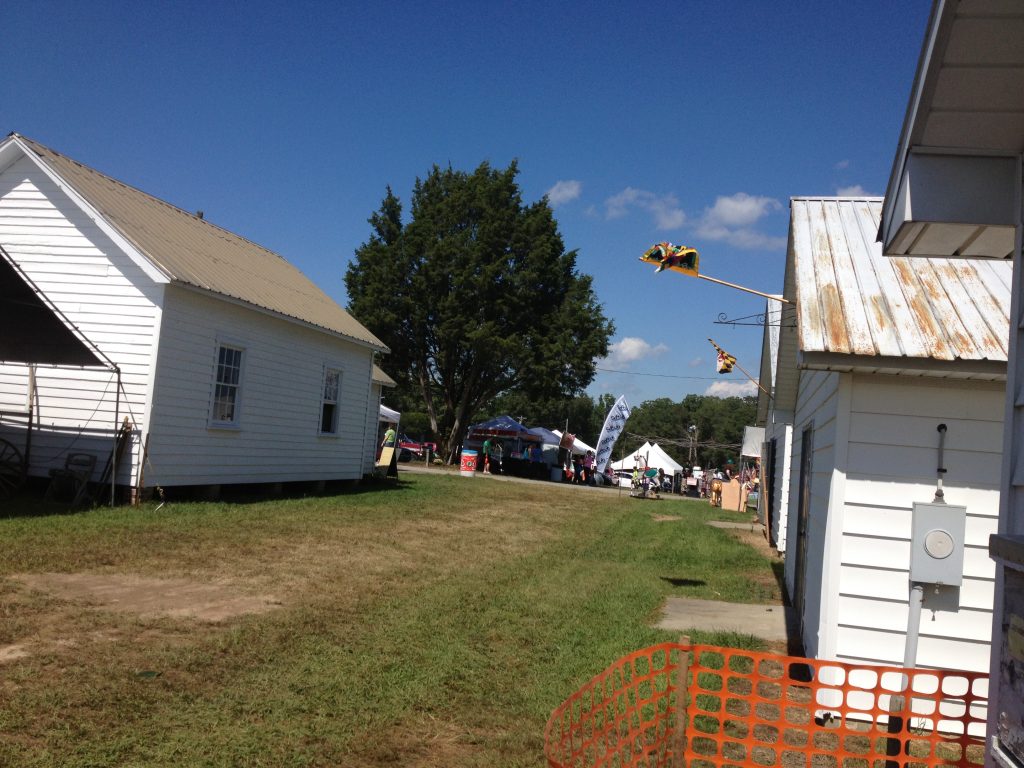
left=696, top=274, right=791, bottom=304
left=707, top=337, right=772, bottom=399
left=733, top=359, right=772, bottom=399
left=638, top=242, right=792, bottom=304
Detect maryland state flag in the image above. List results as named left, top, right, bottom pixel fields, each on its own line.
left=708, top=338, right=736, bottom=374
left=639, top=242, right=699, bottom=277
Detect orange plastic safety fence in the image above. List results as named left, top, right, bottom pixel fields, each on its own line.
left=543, top=643, right=988, bottom=768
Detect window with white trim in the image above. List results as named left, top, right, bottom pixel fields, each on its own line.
left=320, top=368, right=341, bottom=434
left=211, top=344, right=244, bottom=425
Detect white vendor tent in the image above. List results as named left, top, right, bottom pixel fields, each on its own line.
left=379, top=404, right=400, bottom=424
left=646, top=443, right=683, bottom=473
left=741, top=426, right=764, bottom=458
left=609, top=442, right=681, bottom=474
left=552, top=430, right=596, bottom=456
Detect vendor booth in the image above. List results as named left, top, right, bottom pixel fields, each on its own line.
left=465, top=415, right=551, bottom=479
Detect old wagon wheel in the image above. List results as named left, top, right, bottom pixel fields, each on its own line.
left=0, top=438, right=26, bottom=500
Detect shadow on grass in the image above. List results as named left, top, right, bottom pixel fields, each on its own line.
left=1, top=475, right=416, bottom=519
left=660, top=576, right=707, bottom=588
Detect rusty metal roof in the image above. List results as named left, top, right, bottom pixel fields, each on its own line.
left=791, top=197, right=1009, bottom=366
left=11, top=134, right=386, bottom=351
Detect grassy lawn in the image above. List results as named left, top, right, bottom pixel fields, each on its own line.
left=0, top=472, right=782, bottom=767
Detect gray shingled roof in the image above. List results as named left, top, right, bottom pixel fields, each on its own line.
left=12, top=134, right=386, bottom=351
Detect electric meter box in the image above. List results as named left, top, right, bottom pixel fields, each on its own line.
left=910, top=502, right=966, bottom=586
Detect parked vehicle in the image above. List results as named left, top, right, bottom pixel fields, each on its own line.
left=397, top=435, right=437, bottom=461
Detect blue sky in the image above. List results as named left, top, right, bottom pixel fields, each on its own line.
left=4, top=1, right=932, bottom=407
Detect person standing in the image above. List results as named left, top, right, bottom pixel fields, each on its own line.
left=482, top=437, right=492, bottom=473
left=582, top=451, right=596, bottom=485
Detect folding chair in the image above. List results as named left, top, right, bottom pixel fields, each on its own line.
left=46, top=453, right=97, bottom=508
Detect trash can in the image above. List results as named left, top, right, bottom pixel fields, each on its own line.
left=460, top=449, right=478, bottom=477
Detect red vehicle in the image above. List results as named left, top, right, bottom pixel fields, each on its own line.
left=397, top=435, right=437, bottom=461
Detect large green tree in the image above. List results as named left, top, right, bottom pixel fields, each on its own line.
left=345, top=161, right=613, bottom=461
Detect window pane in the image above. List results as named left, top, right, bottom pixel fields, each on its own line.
left=212, top=345, right=242, bottom=423
left=324, top=370, right=339, bottom=401
left=321, top=402, right=336, bottom=433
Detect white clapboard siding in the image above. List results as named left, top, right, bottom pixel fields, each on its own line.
left=810, top=374, right=1004, bottom=673
left=841, top=534, right=994, bottom=580
left=845, top=479, right=1000, bottom=512
left=836, top=595, right=993, bottom=642
left=0, top=156, right=159, bottom=483
left=146, top=287, right=374, bottom=485
left=787, top=369, right=841, bottom=656
left=835, top=626, right=992, bottom=673
left=767, top=422, right=792, bottom=552
left=850, top=376, right=1004, bottom=422
left=842, top=503, right=998, bottom=548
left=838, top=563, right=994, bottom=610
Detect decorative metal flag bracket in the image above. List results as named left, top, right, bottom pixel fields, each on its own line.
left=715, top=310, right=797, bottom=327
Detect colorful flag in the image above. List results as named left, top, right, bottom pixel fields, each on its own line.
left=640, top=242, right=699, bottom=277
left=594, top=395, right=631, bottom=474
left=708, top=338, right=736, bottom=374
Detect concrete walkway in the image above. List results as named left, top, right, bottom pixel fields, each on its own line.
left=657, top=597, right=797, bottom=642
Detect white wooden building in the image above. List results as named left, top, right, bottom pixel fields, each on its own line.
left=756, top=300, right=792, bottom=551
left=0, top=133, right=389, bottom=495
left=875, top=2, right=1024, bottom=760
left=763, top=195, right=1009, bottom=673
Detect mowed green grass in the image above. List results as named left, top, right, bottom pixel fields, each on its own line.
left=0, top=473, right=781, bottom=767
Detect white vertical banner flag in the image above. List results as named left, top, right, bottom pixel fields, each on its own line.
left=594, top=395, right=632, bottom=474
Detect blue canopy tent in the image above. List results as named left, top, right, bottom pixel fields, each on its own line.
left=466, top=415, right=531, bottom=441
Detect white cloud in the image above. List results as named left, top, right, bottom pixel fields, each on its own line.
left=704, top=380, right=758, bottom=397
left=836, top=184, right=870, bottom=197
left=547, top=180, right=582, bottom=206
left=604, top=187, right=686, bottom=230
left=703, top=193, right=779, bottom=228
left=694, top=192, right=785, bottom=250
left=602, top=336, right=669, bottom=368
left=835, top=159, right=850, bottom=170
left=688, top=356, right=704, bottom=368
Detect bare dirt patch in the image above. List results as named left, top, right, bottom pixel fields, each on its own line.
left=11, top=572, right=280, bottom=622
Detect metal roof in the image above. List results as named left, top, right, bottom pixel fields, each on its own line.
left=372, top=364, right=396, bottom=387
left=792, top=197, right=1009, bottom=368
left=7, top=134, right=386, bottom=351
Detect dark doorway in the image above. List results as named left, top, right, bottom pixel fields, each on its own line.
left=793, top=426, right=813, bottom=625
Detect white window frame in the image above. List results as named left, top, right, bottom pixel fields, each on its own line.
left=319, top=366, right=342, bottom=436
left=209, top=340, right=246, bottom=428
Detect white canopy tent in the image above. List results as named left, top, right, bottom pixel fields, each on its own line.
left=608, top=442, right=682, bottom=473
left=646, top=443, right=683, bottom=473
left=552, top=429, right=596, bottom=456
left=379, top=404, right=400, bottom=424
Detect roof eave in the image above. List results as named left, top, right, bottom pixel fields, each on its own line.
left=800, top=350, right=1006, bottom=381
left=879, top=0, right=952, bottom=246
left=176, top=283, right=389, bottom=353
